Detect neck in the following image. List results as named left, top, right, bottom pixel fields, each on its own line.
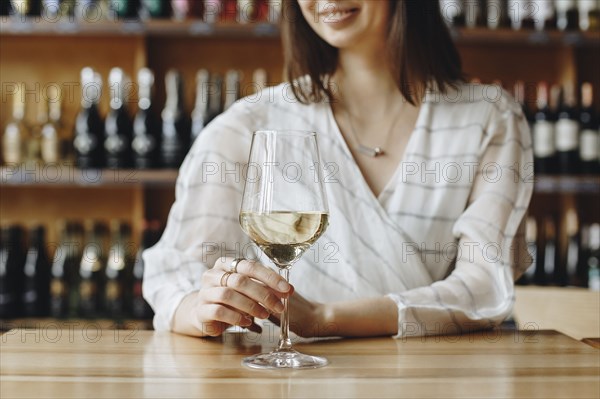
left=333, top=47, right=404, bottom=115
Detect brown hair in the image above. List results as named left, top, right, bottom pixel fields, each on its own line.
left=281, top=0, right=464, bottom=105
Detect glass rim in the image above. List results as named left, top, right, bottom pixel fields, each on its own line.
left=253, top=129, right=317, bottom=137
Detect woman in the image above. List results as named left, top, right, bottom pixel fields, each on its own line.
left=143, top=0, right=533, bottom=338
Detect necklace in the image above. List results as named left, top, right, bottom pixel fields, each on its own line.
left=343, top=106, right=393, bottom=158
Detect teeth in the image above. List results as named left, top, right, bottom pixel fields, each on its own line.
left=330, top=10, right=353, bottom=18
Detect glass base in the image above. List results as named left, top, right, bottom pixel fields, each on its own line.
left=242, top=349, right=328, bottom=370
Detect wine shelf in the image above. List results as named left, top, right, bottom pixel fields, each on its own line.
left=450, top=27, right=600, bottom=47
left=1, top=18, right=599, bottom=46
left=534, top=175, right=600, bottom=194
left=0, top=166, right=179, bottom=188
left=2, top=166, right=598, bottom=193
left=0, top=318, right=153, bottom=332
left=0, top=18, right=280, bottom=38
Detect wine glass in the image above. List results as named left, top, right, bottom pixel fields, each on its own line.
left=239, top=130, right=329, bottom=369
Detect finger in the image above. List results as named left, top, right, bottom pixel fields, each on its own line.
left=199, top=304, right=253, bottom=329
left=235, top=260, right=291, bottom=294
left=268, top=313, right=280, bottom=326
left=204, top=268, right=284, bottom=314
left=200, top=287, right=270, bottom=319
left=226, top=273, right=286, bottom=314
left=247, top=322, right=262, bottom=334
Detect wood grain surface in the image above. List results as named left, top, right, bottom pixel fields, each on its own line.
left=1, top=328, right=598, bottom=399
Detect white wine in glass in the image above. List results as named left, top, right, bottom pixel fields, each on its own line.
left=239, top=130, right=329, bottom=369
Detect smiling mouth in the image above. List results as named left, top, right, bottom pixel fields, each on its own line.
left=320, top=7, right=360, bottom=22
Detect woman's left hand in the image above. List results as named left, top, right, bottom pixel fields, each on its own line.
left=268, top=291, right=338, bottom=338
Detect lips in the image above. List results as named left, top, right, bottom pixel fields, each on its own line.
left=319, top=7, right=360, bottom=23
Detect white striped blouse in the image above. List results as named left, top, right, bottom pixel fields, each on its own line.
left=142, top=82, right=534, bottom=337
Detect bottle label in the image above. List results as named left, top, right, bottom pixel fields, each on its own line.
left=106, top=280, right=122, bottom=301
left=50, top=279, right=67, bottom=297
left=533, top=121, right=556, bottom=157
left=3, top=123, right=22, bottom=164
left=74, top=133, right=96, bottom=155
left=555, top=119, right=579, bottom=151
left=41, top=131, right=59, bottom=164
left=580, top=129, right=599, bottom=161
left=79, top=280, right=97, bottom=300
left=132, top=135, right=156, bottom=156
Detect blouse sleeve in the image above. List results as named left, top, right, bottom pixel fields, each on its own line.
left=142, top=101, right=257, bottom=331
left=387, top=99, right=534, bottom=337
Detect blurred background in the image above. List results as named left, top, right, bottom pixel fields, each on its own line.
left=0, top=1, right=599, bottom=334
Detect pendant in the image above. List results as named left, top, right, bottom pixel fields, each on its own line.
left=358, top=144, right=385, bottom=157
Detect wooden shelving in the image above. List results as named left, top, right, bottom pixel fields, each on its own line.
left=1, top=17, right=599, bottom=46
left=0, top=18, right=280, bottom=38
left=0, top=166, right=179, bottom=188
left=2, top=166, right=598, bottom=194
left=450, top=27, right=600, bottom=47
left=534, top=175, right=600, bottom=194
left=0, top=318, right=153, bottom=332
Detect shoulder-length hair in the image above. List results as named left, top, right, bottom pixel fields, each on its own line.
left=281, top=0, right=464, bottom=105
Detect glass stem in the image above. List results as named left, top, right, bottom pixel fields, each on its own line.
left=277, top=267, right=292, bottom=351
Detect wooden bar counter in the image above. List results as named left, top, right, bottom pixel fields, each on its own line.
left=1, top=327, right=599, bottom=399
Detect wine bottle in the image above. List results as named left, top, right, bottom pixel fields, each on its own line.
left=50, top=221, right=83, bottom=318
left=105, top=220, right=134, bottom=319
left=74, top=67, right=105, bottom=169
left=140, top=0, right=171, bottom=19
left=576, top=224, right=591, bottom=287
left=509, top=0, right=526, bottom=30
left=222, top=0, right=236, bottom=21
left=171, top=0, right=189, bottom=20
left=133, top=68, right=161, bottom=169
left=578, top=0, right=600, bottom=31
left=131, top=220, right=159, bottom=319
left=161, top=70, right=190, bottom=168
left=78, top=220, right=106, bottom=318
left=521, top=0, right=536, bottom=29
left=587, top=224, right=600, bottom=291
left=266, top=0, right=280, bottom=23
left=237, top=0, right=255, bottom=23
left=561, top=208, right=578, bottom=287
left=487, top=0, right=510, bottom=30
left=556, top=0, right=579, bottom=31
left=41, top=0, right=60, bottom=18
left=451, top=0, right=466, bottom=27
left=10, top=0, right=42, bottom=16
left=513, top=80, right=531, bottom=123
left=223, top=69, right=241, bottom=111
left=204, top=0, right=221, bottom=23
left=517, top=216, right=538, bottom=285
left=556, top=84, right=580, bottom=174
left=2, top=83, right=27, bottom=165
left=0, top=226, right=25, bottom=319
left=579, top=83, right=600, bottom=175
left=533, top=82, right=556, bottom=175
left=532, top=0, right=556, bottom=30
left=188, top=0, right=204, bottom=18
left=207, top=73, right=223, bottom=124
left=21, top=226, right=50, bottom=317
left=40, top=85, right=61, bottom=165
left=110, top=0, right=140, bottom=19
left=104, top=68, right=133, bottom=169
left=191, top=69, right=210, bottom=144
left=534, top=216, right=558, bottom=285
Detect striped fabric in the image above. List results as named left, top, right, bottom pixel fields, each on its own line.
left=143, top=82, right=534, bottom=337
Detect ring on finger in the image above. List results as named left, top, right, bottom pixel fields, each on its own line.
left=230, top=257, right=245, bottom=273
left=220, top=271, right=234, bottom=287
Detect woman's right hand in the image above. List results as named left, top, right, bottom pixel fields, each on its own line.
left=172, top=257, right=292, bottom=337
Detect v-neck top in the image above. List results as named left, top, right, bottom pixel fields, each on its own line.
left=143, top=82, right=534, bottom=337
